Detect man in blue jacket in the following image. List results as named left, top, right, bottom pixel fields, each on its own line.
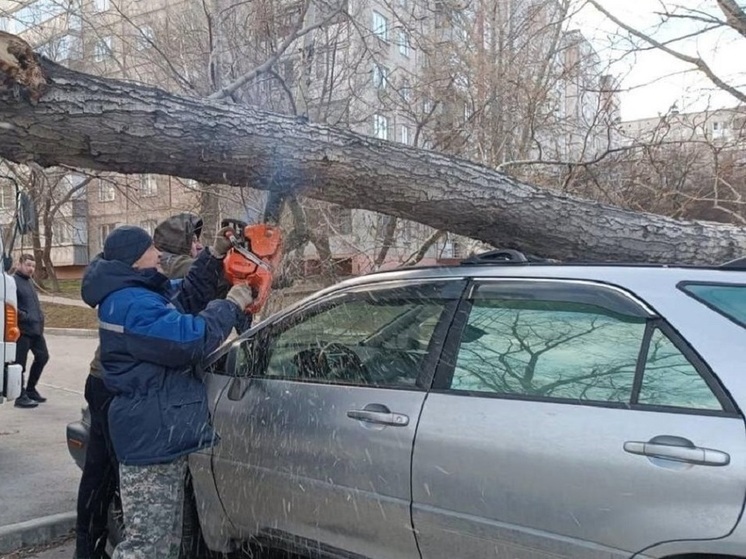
left=81, top=225, right=252, bottom=559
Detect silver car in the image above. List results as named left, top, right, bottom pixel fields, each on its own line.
left=69, top=250, right=746, bottom=558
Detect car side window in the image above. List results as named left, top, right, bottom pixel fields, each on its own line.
left=452, top=298, right=645, bottom=403
left=448, top=281, right=726, bottom=412
left=257, top=290, right=450, bottom=388
left=637, top=328, right=722, bottom=411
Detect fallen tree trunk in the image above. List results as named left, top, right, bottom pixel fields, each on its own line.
left=0, top=53, right=745, bottom=264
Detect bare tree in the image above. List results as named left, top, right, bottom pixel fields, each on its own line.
left=0, top=161, right=91, bottom=288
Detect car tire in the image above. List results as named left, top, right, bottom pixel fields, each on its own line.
left=180, top=474, right=223, bottom=559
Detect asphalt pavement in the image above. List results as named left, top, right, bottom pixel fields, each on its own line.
left=0, top=334, right=98, bottom=528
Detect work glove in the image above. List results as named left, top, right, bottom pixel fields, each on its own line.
left=226, top=284, right=254, bottom=313
left=211, top=226, right=234, bottom=258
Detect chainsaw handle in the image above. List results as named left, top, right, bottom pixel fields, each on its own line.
left=221, top=218, right=248, bottom=231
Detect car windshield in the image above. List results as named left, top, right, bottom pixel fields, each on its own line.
left=680, top=283, right=746, bottom=328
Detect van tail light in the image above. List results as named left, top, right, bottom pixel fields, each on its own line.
left=5, top=303, right=20, bottom=342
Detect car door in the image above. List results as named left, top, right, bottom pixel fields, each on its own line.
left=211, top=279, right=465, bottom=559
left=412, top=278, right=746, bottom=559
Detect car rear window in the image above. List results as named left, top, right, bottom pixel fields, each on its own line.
left=680, top=283, right=746, bottom=328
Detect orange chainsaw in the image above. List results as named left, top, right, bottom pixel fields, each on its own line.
left=221, top=194, right=285, bottom=314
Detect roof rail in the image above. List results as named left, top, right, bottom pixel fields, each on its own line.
left=461, top=249, right=530, bottom=265
left=721, top=257, right=746, bottom=270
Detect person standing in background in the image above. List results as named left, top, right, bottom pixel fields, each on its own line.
left=153, top=213, right=204, bottom=279
left=13, top=253, right=49, bottom=409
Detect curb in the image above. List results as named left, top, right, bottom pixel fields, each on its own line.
left=45, top=328, right=97, bottom=338
left=0, top=511, right=76, bottom=555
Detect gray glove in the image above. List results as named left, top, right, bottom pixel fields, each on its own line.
left=227, top=284, right=254, bottom=312
left=211, top=226, right=234, bottom=258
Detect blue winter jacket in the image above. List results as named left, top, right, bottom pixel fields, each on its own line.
left=81, top=249, right=241, bottom=466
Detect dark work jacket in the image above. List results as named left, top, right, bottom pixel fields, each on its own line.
left=81, top=249, right=241, bottom=466
left=15, top=272, right=44, bottom=336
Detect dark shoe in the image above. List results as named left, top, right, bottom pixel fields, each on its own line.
left=26, top=388, right=47, bottom=402
left=14, top=393, right=38, bottom=408
left=73, top=550, right=107, bottom=559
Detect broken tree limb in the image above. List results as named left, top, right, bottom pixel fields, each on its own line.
left=0, top=52, right=745, bottom=264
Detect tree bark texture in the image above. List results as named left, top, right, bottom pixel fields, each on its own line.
left=1, top=57, right=745, bottom=264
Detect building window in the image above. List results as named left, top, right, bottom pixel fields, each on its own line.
left=140, top=219, right=157, bottom=236
left=99, top=223, right=116, bottom=249
left=40, top=35, right=74, bottom=61
left=52, top=222, right=72, bottom=244
left=98, top=181, right=115, bottom=202
left=464, top=102, right=473, bottom=121
left=315, top=52, right=326, bottom=79
left=372, top=11, right=388, bottom=41
left=182, top=179, right=200, bottom=190
left=60, top=173, right=86, bottom=197
left=330, top=206, right=353, bottom=235
left=57, top=35, right=72, bottom=60
left=94, top=36, right=113, bottom=62
left=69, top=12, right=83, bottom=31
left=373, top=114, right=389, bottom=140
left=0, top=183, right=14, bottom=208
left=400, top=77, right=413, bottom=102
left=398, top=30, right=410, bottom=57
left=94, top=0, right=110, bottom=12
left=372, top=64, right=388, bottom=90
left=136, top=25, right=154, bottom=50
left=400, top=125, right=410, bottom=145
left=139, top=175, right=158, bottom=197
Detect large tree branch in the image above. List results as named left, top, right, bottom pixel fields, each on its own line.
left=0, top=54, right=745, bottom=265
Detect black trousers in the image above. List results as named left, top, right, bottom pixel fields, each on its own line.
left=75, top=375, right=119, bottom=557
left=16, top=334, right=49, bottom=392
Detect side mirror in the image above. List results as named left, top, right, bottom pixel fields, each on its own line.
left=16, top=192, right=37, bottom=235
left=1, top=190, right=37, bottom=271
left=228, top=338, right=255, bottom=378
left=226, top=340, right=255, bottom=401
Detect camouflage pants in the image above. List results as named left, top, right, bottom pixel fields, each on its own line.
left=112, top=456, right=187, bottom=559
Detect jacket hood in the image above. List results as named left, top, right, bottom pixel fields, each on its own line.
left=81, top=254, right=170, bottom=308
left=153, top=213, right=203, bottom=256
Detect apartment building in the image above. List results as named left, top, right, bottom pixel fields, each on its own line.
left=0, top=0, right=616, bottom=277
left=620, top=105, right=746, bottom=145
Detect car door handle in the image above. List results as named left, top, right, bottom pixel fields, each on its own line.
left=624, top=436, right=730, bottom=467
left=347, top=404, right=409, bottom=427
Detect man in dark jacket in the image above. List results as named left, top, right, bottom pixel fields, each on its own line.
left=14, top=253, right=49, bottom=408
left=154, top=213, right=230, bottom=299
left=153, top=212, right=204, bottom=279
left=81, top=225, right=252, bottom=559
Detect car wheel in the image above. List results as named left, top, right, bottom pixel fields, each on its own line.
left=180, top=474, right=223, bottom=559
